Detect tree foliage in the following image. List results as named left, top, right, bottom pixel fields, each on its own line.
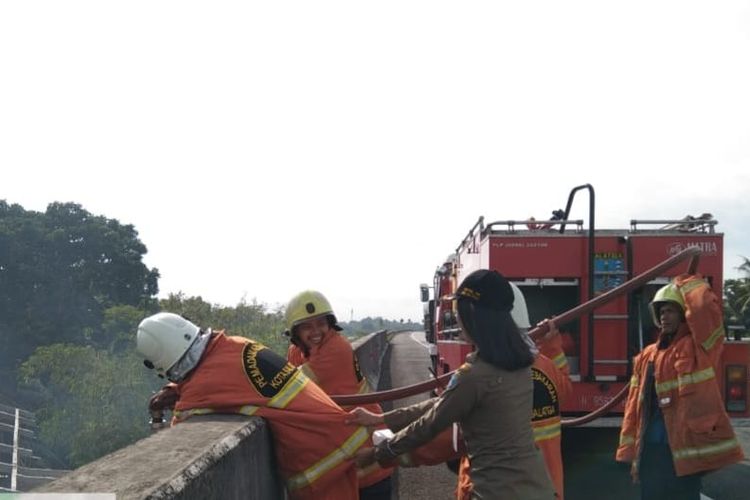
left=724, top=256, right=750, bottom=331
left=0, top=201, right=160, bottom=373
left=159, top=293, right=287, bottom=354
left=19, top=306, right=161, bottom=468
left=340, top=317, right=422, bottom=338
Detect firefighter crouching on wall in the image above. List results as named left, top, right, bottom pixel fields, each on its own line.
left=138, top=312, right=368, bottom=500
left=616, top=275, right=744, bottom=500
left=284, top=290, right=394, bottom=500
left=457, top=281, right=572, bottom=500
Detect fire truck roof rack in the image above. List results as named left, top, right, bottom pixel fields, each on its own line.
left=511, top=278, right=580, bottom=287
left=630, top=216, right=717, bottom=234
left=484, top=219, right=584, bottom=234
left=456, top=216, right=485, bottom=253
left=456, top=216, right=587, bottom=254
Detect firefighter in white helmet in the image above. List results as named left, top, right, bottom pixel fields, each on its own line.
left=283, top=291, right=394, bottom=500
left=136, top=311, right=370, bottom=500
left=137, top=312, right=206, bottom=381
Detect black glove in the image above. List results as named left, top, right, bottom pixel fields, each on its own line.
left=149, top=384, right=179, bottom=412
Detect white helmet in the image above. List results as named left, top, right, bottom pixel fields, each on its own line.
left=509, top=282, right=531, bottom=329
left=137, top=312, right=200, bottom=377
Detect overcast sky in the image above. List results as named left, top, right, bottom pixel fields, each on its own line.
left=2, top=1, right=749, bottom=322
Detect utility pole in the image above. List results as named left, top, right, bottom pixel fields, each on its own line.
left=11, top=408, right=19, bottom=491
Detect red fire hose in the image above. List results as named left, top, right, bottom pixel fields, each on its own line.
left=331, top=247, right=701, bottom=427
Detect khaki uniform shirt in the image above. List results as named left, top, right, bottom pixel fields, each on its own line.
left=376, top=354, right=554, bottom=500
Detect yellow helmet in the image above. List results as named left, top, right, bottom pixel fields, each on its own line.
left=284, top=290, right=341, bottom=333
left=649, top=283, right=685, bottom=327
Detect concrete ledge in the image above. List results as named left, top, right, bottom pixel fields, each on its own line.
left=352, top=329, right=390, bottom=390
left=36, top=415, right=282, bottom=500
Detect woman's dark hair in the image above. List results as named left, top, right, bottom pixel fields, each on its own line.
left=457, top=298, right=534, bottom=370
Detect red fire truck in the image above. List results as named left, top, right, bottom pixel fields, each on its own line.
left=420, top=184, right=749, bottom=419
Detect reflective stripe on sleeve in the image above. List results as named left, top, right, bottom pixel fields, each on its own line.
left=300, top=364, right=318, bottom=384
left=702, top=325, right=725, bottom=351
left=655, top=366, right=715, bottom=394
left=533, top=421, right=561, bottom=443
left=680, top=279, right=705, bottom=296
left=619, top=434, right=634, bottom=447
left=287, top=426, right=369, bottom=491
left=173, top=404, right=259, bottom=421
left=237, top=405, right=260, bottom=416
left=672, top=437, right=741, bottom=461
left=268, top=371, right=309, bottom=409
left=552, top=352, right=568, bottom=370
left=173, top=407, right=216, bottom=421
left=358, top=379, right=371, bottom=394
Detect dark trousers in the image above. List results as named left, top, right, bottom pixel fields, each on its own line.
left=359, top=476, right=393, bottom=500
left=640, top=442, right=701, bottom=500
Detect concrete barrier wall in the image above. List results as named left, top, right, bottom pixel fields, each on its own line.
left=36, top=415, right=282, bottom=499
left=35, top=330, right=391, bottom=499
left=351, top=329, right=390, bottom=391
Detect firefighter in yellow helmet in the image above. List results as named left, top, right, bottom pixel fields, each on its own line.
left=616, top=276, right=743, bottom=500
left=284, top=291, right=394, bottom=500
left=284, top=291, right=342, bottom=357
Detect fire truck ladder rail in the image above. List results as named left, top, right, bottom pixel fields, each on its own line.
left=330, top=247, right=701, bottom=417
left=630, top=217, right=717, bottom=233
left=484, top=219, right=584, bottom=234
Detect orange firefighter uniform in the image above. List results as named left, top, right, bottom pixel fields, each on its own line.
left=287, top=332, right=393, bottom=489
left=171, top=331, right=366, bottom=500
left=287, top=342, right=306, bottom=367
left=616, top=274, right=744, bottom=478
left=457, top=332, right=571, bottom=499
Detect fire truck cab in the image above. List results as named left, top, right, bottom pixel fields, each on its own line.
left=420, top=184, right=749, bottom=419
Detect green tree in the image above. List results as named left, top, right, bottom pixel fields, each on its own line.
left=339, top=317, right=422, bottom=337
left=158, top=294, right=287, bottom=354
left=20, top=344, right=160, bottom=468
left=19, top=304, right=156, bottom=467
left=158, top=292, right=214, bottom=327
left=102, top=305, right=149, bottom=354
left=0, top=201, right=159, bottom=379
left=724, top=256, right=750, bottom=330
